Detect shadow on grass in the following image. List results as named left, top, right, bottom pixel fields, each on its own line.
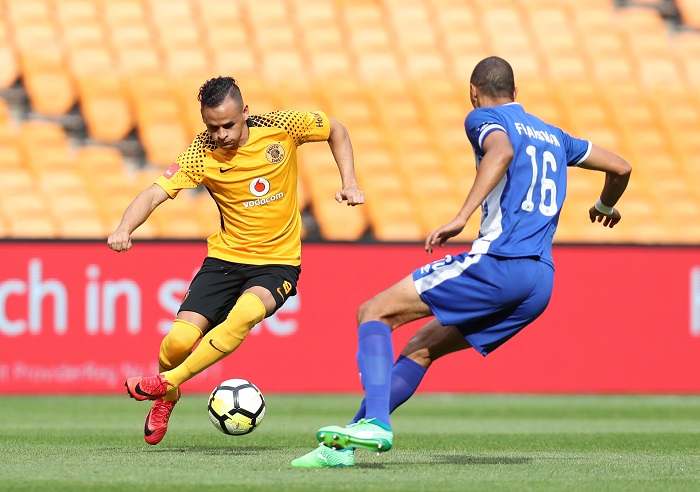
left=434, top=455, right=532, bottom=465
left=93, top=446, right=282, bottom=456
left=132, top=446, right=279, bottom=455
left=353, top=454, right=532, bottom=469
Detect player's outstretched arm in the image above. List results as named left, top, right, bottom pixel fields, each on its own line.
left=577, top=144, right=632, bottom=228
left=107, top=184, right=170, bottom=252
left=425, top=130, right=513, bottom=253
left=327, top=117, right=364, bottom=206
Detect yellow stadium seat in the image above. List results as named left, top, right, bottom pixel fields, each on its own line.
left=194, top=0, right=245, bottom=30
left=211, top=47, right=259, bottom=80
left=37, top=170, right=89, bottom=197
left=526, top=7, right=581, bottom=57
left=677, top=0, right=700, bottom=29
left=6, top=216, right=59, bottom=239
left=77, top=145, right=128, bottom=174
left=101, top=0, right=147, bottom=27
left=628, top=56, right=682, bottom=91
left=125, top=73, right=172, bottom=106
left=572, top=5, right=617, bottom=34
left=55, top=0, right=99, bottom=27
left=114, top=46, right=162, bottom=76
left=617, top=6, right=668, bottom=35
left=59, top=23, right=105, bottom=50
left=543, top=53, right=589, bottom=82
left=0, top=46, right=20, bottom=90
left=312, top=197, right=369, bottom=241
left=107, top=24, right=154, bottom=50
left=11, top=21, right=57, bottom=52
left=367, top=196, right=424, bottom=242
left=139, top=121, right=190, bottom=168
left=0, top=138, right=24, bottom=170
left=148, top=192, right=210, bottom=239
left=191, top=191, right=223, bottom=238
left=673, top=31, right=700, bottom=59
left=5, top=0, right=52, bottom=25
left=155, top=23, right=202, bottom=50
left=77, top=74, right=134, bottom=143
left=163, top=47, right=211, bottom=78
left=0, top=190, right=51, bottom=221
left=55, top=214, right=110, bottom=239
left=23, top=68, right=77, bottom=116
left=143, top=0, right=193, bottom=24
left=260, top=51, right=308, bottom=82
left=587, top=53, right=636, bottom=84
left=2, top=169, right=34, bottom=192
left=17, top=118, right=69, bottom=144
left=67, top=46, right=113, bottom=78
left=46, top=192, right=96, bottom=219
left=670, top=126, right=700, bottom=171
left=17, top=121, right=73, bottom=171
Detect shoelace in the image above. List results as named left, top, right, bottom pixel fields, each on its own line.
left=350, top=418, right=374, bottom=427
left=150, top=401, right=174, bottom=424
left=142, top=375, right=170, bottom=395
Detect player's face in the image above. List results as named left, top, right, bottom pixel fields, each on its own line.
left=202, top=97, right=249, bottom=151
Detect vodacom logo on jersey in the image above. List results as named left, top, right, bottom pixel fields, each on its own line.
left=244, top=177, right=284, bottom=209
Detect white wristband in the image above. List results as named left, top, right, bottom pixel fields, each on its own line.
left=595, top=198, right=614, bottom=216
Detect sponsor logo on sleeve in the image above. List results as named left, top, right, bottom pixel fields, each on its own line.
left=163, top=163, right=181, bottom=179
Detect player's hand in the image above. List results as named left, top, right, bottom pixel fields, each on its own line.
left=335, top=186, right=365, bottom=206
left=425, top=218, right=467, bottom=254
left=107, top=230, right=133, bottom=252
left=589, top=206, right=621, bottom=228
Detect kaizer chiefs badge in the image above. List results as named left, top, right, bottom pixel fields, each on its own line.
left=265, top=143, right=285, bottom=164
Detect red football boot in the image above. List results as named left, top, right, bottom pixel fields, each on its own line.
left=125, top=374, right=172, bottom=401
left=143, top=391, right=180, bottom=445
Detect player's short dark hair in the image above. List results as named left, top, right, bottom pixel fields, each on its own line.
left=198, top=76, right=244, bottom=108
left=470, top=57, right=515, bottom=99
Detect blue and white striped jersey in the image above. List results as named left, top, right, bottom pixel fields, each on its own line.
left=464, top=102, right=591, bottom=267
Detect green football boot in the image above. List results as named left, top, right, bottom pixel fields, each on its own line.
left=316, top=418, right=394, bottom=453
left=291, top=444, right=355, bottom=468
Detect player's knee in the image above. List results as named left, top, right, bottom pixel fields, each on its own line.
left=163, top=320, right=202, bottom=356
left=357, top=297, right=383, bottom=325
left=223, top=294, right=266, bottom=339
left=162, top=334, right=188, bottom=357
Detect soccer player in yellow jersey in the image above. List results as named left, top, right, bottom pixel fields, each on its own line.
left=107, top=76, right=364, bottom=445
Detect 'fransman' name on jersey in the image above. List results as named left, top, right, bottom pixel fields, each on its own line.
left=514, top=122, right=560, bottom=147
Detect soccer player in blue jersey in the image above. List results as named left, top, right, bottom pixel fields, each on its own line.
left=291, top=56, right=631, bottom=467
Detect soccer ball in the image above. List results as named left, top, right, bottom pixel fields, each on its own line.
left=207, top=378, right=266, bottom=435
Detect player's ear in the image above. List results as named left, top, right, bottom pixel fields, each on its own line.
left=242, top=104, right=249, bottom=120
left=469, top=83, right=478, bottom=108
left=513, top=86, right=518, bottom=101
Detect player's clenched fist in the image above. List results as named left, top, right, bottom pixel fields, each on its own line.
left=336, top=186, right=365, bottom=206
left=107, top=230, right=132, bottom=252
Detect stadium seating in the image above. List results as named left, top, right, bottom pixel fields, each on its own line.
left=0, top=0, right=697, bottom=244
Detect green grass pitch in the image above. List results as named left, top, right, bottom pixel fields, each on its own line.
left=1, top=394, right=700, bottom=491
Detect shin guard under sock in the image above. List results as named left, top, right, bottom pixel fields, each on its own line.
left=350, top=355, right=427, bottom=423
left=356, top=320, right=394, bottom=428
left=163, top=294, right=265, bottom=387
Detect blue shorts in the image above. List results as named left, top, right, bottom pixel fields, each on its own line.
left=412, top=253, right=554, bottom=356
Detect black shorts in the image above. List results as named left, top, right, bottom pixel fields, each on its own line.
left=179, top=257, right=301, bottom=328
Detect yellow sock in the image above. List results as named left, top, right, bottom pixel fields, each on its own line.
left=158, top=319, right=202, bottom=401
left=163, top=293, right=266, bottom=387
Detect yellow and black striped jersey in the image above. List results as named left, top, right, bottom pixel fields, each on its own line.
left=155, top=110, right=331, bottom=266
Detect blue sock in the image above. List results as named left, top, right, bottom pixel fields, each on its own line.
left=350, top=355, right=427, bottom=424
left=355, top=321, right=394, bottom=429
